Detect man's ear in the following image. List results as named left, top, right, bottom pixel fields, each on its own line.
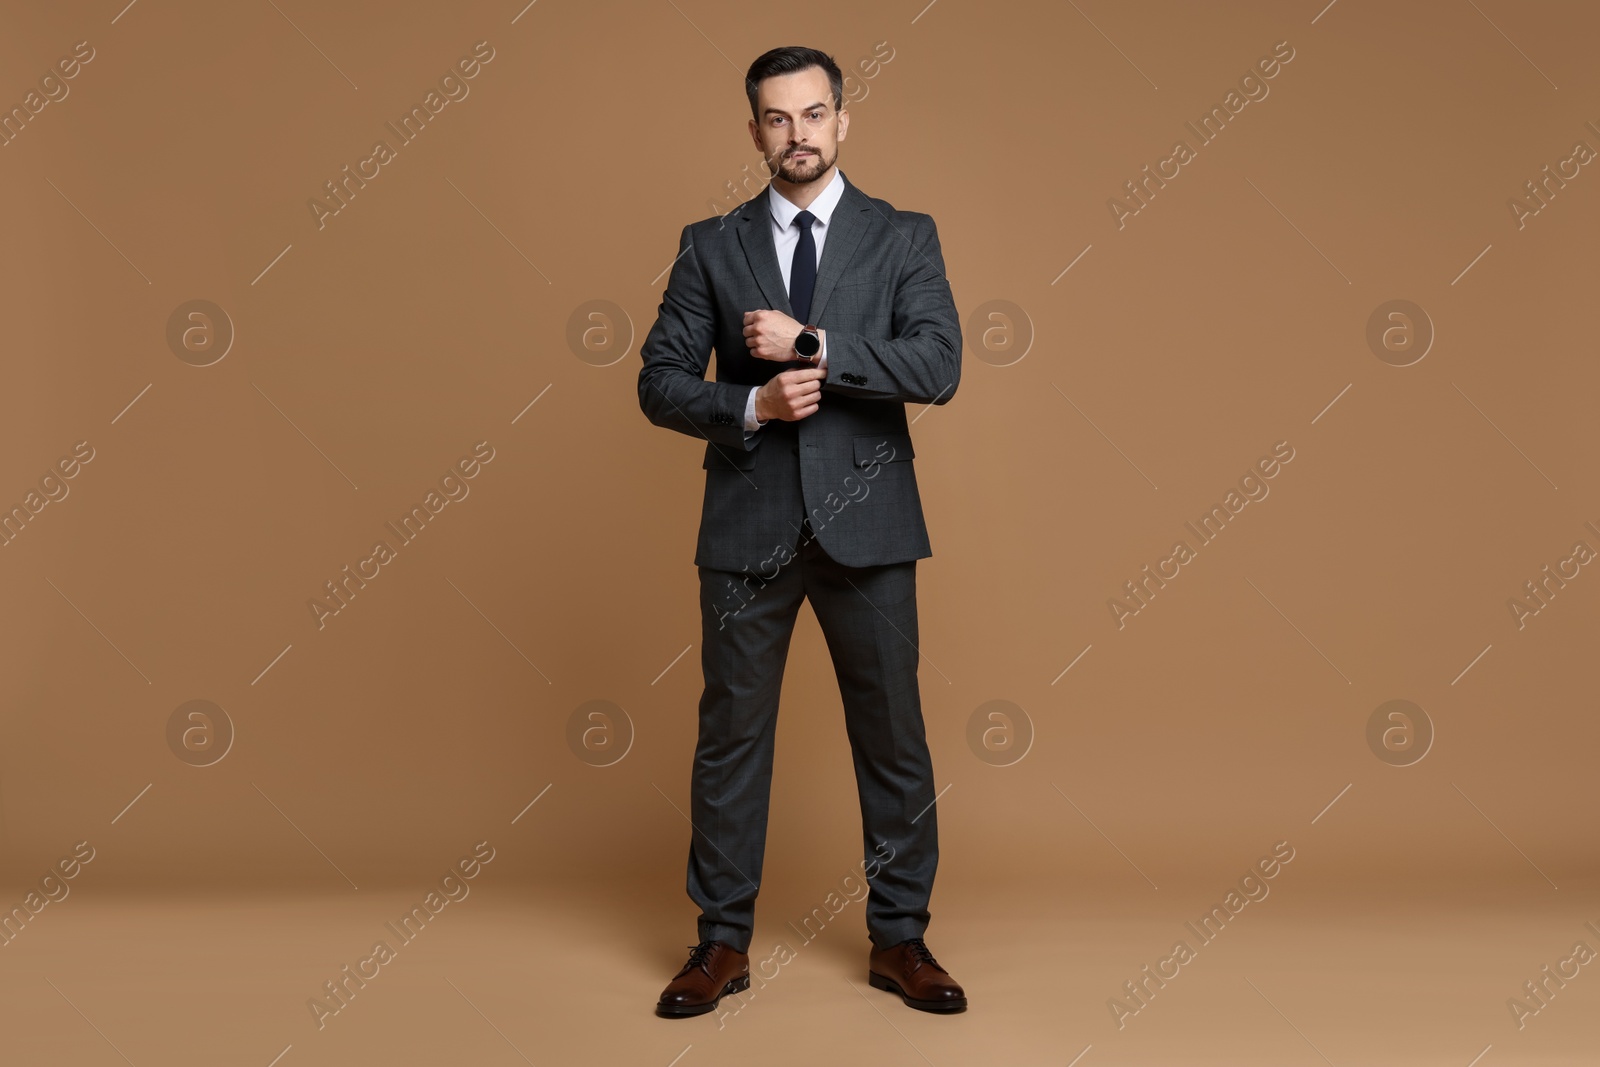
left=836, top=110, right=848, bottom=142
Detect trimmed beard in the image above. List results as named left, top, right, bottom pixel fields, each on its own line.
left=772, top=147, right=830, bottom=184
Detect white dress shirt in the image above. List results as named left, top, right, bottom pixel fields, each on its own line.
left=744, top=167, right=846, bottom=435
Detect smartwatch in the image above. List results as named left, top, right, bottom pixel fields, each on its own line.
left=793, top=325, right=821, bottom=361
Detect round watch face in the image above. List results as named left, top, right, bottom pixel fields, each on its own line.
left=794, top=329, right=820, bottom=357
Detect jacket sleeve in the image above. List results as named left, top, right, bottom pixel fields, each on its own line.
left=637, top=223, right=757, bottom=450
left=819, top=213, right=961, bottom=405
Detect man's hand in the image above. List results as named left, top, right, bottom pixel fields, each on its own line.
left=754, top=367, right=826, bottom=422
left=743, top=310, right=806, bottom=361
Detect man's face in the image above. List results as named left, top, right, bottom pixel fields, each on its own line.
left=748, top=66, right=847, bottom=183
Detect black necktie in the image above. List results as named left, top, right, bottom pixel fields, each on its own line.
left=789, top=209, right=817, bottom=325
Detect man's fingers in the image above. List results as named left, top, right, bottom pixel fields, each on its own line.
left=760, top=365, right=828, bottom=421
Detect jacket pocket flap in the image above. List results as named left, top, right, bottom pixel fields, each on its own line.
left=851, top=431, right=914, bottom=467
left=703, top=442, right=760, bottom=470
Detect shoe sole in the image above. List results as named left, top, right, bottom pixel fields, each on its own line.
left=868, top=969, right=967, bottom=1012
left=655, top=973, right=750, bottom=1017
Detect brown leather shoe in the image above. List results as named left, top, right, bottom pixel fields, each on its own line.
left=868, top=937, right=967, bottom=1012
left=656, top=939, right=750, bottom=1017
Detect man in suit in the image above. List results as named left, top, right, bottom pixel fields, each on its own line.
left=638, top=45, right=965, bottom=1017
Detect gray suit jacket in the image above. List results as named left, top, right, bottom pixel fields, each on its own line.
left=638, top=171, right=961, bottom=574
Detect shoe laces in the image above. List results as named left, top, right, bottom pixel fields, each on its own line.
left=684, top=939, right=720, bottom=972
left=904, top=937, right=943, bottom=971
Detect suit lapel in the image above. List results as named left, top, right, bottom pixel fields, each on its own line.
left=736, top=190, right=791, bottom=317
left=735, top=171, right=872, bottom=325
left=806, top=174, right=870, bottom=327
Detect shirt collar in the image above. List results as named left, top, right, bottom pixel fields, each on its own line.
left=768, top=167, right=845, bottom=231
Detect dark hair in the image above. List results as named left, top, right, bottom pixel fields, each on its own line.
left=745, top=46, right=843, bottom=123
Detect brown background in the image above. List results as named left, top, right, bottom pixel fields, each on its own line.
left=2, top=0, right=1597, bottom=1063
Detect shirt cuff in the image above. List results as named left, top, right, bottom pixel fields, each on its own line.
left=743, top=385, right=765, bottom=433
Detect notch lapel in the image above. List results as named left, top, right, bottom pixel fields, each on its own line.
left=734, top=172, right=871, bottom=326
left=805, top=175, right=870, bottom=327
left=736, top=191, right=792, bottom=317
